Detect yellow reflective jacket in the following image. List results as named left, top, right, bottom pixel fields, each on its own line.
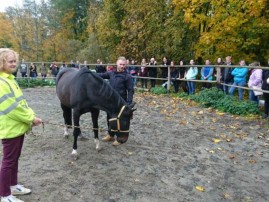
left=0, top=72, right=35, bottom=139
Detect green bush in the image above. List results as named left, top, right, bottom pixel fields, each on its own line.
left=150, top=86, right=168, bottom=95
left=174, top=92, right=189, bottom=98
left=189, top=87, right=226, bottom=108
left=182, top=87, right=261, bottom=116
left=17, top=78, right=55, bottom=88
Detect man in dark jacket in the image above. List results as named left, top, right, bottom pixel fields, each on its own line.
left=221, top=56, right=234, bottom=94
left=127, top=59, right=138, bottom=87
left=95, top=59, right=106, bottom=73
left=148, top=57, right=158, bottom=88
left=98, top=56, right=134, bottom=145
left=262, top=59, right=269, bottom=118
left=161, top=57, right=170, bottom=84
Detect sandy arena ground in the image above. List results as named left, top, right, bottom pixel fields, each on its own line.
left=0, top=87, right=269, bottom=202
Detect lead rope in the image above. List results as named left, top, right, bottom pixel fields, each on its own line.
left=31, top=106, right=128, bottom=135
left=39, top=120, right=104, bottom=132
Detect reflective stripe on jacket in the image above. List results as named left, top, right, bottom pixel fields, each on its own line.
left=0, top=72, right=35, bottom=139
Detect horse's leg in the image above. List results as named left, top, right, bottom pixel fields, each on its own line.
left=61, top=104, right=72, bottom=138
left=71, top=109, right=81, bottom=159
left=91, top=109, right=100, bottom=150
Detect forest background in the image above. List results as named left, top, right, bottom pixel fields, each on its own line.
left=0, top=0, right=268, bottom=65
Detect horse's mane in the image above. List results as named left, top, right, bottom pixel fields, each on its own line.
left=71, top=67, right=126, bottom=113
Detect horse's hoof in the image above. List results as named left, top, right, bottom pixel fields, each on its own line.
left=94, top=139, right=101, bottom=151
left=71, top=150, right=78, bottom=160
left=71, top=155, right=78, bottom=161
left=71, top=154, right=78, bottom=161
left=96, top=147, right=102, bottom=152
left=64, top=134, right=69, bottom=139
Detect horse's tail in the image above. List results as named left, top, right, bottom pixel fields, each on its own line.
left=56, top=68, right=75, bottom=86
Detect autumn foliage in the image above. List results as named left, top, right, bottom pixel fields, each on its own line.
left=0, top=0, right=268, bottom=63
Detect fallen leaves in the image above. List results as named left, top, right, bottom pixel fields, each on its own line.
left=261, top=143, right=269, bottom=147
left=226, top=138, right=232, bottom=142
left=220, top=134, right=227, bottom=139
left=223, top=192, right=231, bottom=199
left=211, top=118, right=217, bottom=123
left=212, top=138, right=221, bottom=143
left=136, top=91, right=264, bottom=170
left=205, top=147, right=224, bottom=154
left=216, top=111, right=225, bottom=116
left=180, top=120, right=188, bottom=125
left=195, top=185, right=205, bottom=192
left=235, top=133, right=248, bottom=139
left=248, top=159, right=256, bottom=164
left=197, top=110, right=204, bottom=115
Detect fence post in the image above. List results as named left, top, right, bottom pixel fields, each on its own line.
left=216, top=66, right=221, bottom=84
left=167, top=65, right=171, bottom=91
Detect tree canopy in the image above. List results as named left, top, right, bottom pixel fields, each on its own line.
left=1, top=0, right=268, bottom=64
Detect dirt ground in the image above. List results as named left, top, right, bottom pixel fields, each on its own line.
left=1, top=87, right=269, bottom=202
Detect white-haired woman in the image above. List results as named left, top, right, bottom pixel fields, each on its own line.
left=0, top=48, right=42, bottom=202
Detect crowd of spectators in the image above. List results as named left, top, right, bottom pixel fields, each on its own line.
left=13, top=57, right=269, bottom=116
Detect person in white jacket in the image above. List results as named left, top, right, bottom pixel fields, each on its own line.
left=248, top=61, right=262, bottom=104
left=185, top=59, right=198, bottom=94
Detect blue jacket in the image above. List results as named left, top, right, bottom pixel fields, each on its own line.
left=231, top=67, right=248, bottom=83
left=201, top=66, right=214, bottom=80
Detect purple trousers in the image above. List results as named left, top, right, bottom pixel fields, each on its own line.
left=0, top=135, right=24, bottom=197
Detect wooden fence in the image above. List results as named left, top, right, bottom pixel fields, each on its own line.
left=15, top=62, right=269, bottom=94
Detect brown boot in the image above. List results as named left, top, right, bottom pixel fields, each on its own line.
left=112, top=140, right=122, bottom=146
left=102, top=134, right=115, bottom=142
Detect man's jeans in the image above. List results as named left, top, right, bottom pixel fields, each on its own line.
left=229, top=81, right=246, bottom=100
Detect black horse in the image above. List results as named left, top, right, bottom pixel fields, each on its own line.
left=56, top=67, right=136, bottom=158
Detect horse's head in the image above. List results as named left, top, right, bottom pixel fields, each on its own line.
left=108, top=102, right=136, bottom=143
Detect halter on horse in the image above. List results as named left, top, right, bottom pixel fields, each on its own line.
left=56, top=67, right=136, bottom=159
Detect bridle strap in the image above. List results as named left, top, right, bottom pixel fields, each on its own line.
left=117, top=105, right=125, bottom=118
left=109, top=106, right=129, bottom=133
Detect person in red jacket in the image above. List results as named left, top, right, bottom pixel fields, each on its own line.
left=0, top=48, right=42, bottom=202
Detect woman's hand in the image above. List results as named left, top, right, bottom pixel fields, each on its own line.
left=32, top=117, right=42, bottom=126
